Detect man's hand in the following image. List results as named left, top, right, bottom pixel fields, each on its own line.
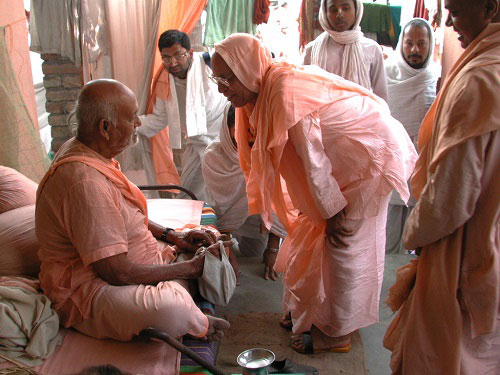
left=172, top=229, right=217, bottom=251
left=263, top=249, right=279, bottom=281
left=326, top=209, right=356, bottom=248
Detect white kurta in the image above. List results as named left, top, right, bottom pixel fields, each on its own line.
left=303, top=37, right=388, bottom=101
left=138, top=53, right=227, bottom=202
left=384, top=19, right=439, bottom=253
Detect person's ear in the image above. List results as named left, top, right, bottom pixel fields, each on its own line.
left=99, top=119, right=110, bottom=140
left=189, top=48, right=194, bottom=59
left=485, top=0, right=498, bottom=20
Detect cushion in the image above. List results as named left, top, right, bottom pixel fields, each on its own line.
left=0, top=204, right=40, bottom=277
left=0, top=166, right=38, bottom=214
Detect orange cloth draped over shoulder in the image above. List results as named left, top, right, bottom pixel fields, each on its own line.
left=411, top=23, right=500, bottom=199
left=37, top=154, right=148, bottom=225
left=214, top=34, right=394, bottom=306
left=145, top=0, right=207, bottom=185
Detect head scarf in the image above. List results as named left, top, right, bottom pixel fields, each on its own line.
left=385, top=18, right=438, bottom=139
left=394, top=18, right=435, bottom=77
left=311, top=0, right=371, bottom=89
left=214, top=33, right=273, bottom=94
left=214, top=33, right=395, bottom=228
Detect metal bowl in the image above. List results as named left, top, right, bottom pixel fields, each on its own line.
left=237, top=348, right=275, bottom=374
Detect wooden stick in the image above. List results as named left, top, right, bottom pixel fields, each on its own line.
left=139, top=328, right=228, bottom=375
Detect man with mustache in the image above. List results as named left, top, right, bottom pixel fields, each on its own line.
left=35, top=80, right=230, bottom=369
left=384, top=18, right=439, bottom=254
left=384, top=0, right=499, bottom=373
left=137, top=30, right=227, bottom=203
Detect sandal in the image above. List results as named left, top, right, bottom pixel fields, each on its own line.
left=291, top=332, right=352, bottom=354
left=279, top=311, right=293, bottom=330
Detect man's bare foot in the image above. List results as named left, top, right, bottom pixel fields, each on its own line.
left=279, top=311, right=293, bottom=330
left=204, top=315, right=230, bottom=342
left=290, top=326, right=352, bottom=354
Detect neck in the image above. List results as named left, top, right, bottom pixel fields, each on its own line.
left=77, top=136, right=113, bottom=160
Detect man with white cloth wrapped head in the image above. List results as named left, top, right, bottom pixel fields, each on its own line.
left=384, top=18, right=439, bottom=254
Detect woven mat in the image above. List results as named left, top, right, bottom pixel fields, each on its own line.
left=216, top=312, right=366, bottom=375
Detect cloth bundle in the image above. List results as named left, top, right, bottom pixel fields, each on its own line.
left=197, top=241, right=236, bottom=306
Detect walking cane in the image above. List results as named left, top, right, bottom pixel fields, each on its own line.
left=140, top=328, right=228, bottom=375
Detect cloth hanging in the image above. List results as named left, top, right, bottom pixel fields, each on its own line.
left=413, top=0, right=429, bottom=20
left=203, top=0, right=257, bottom=47
left=0, top=27, right=49, bottom=183
left=298, top=0, right=322, bottom=49
left=29, top=0, right=81, bottom=64
left=253, top=0, right=271, bottom=25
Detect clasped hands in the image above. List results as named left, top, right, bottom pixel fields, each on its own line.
left=326, top=209, right=359, bottom=248
left=172, top=229, right=232, bottom=276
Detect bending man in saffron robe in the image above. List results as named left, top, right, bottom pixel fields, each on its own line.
left=384, top=0, right=500, bottom=373
left=210, top=33, right=417, bottom=353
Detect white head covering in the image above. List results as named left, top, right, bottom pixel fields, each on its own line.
left=386, top=18, right=438, bottom=142
left=311, top=0, right=371, bottom=89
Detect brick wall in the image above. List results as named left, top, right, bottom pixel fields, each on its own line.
left=41, top=53, right=83, bottom=153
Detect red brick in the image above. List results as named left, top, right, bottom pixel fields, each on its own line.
left=45, top=101, right=65, bottom=114
left=41, top=53, right=68, bottom=61
left=43, top=75, right=61, bottom=89
left=65, top=101, right=76, bottom=113
left=48, top=114, right=68, bottom=127
left=51, top=125, right=72, bottom=138
left=45, top=88, right=80, bottom=101
left=62, top=74, right=83, bottom=88
left=51, top=138, right=68, bottom=152
left=42, top=62, right=82, bottom=75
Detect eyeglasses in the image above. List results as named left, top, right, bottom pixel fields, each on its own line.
left=209, top=74, right=233, bottom=88
left=161, top=52, right=188, bottom=64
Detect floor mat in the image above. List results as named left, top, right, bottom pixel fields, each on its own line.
left=216, top=312, right=367, bottom=375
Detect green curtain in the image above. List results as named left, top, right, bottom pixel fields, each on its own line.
left=0, top=27, right=50, bottom=183
left=203, top=0, right=257, bottom=47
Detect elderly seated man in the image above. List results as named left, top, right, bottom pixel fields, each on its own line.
left=35, top=79, right=230, bottom=343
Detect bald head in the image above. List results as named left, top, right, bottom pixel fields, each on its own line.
left=72, top=79, right=135, bottom=143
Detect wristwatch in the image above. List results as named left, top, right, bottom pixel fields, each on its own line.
left=160, top=227, right=175, bottom=243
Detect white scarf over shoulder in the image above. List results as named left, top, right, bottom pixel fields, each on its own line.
left=311, top=0, right=371, bottom=89
left=202, top=104, right=249, bottom=231
left=385, top=18, right=438, bottom=140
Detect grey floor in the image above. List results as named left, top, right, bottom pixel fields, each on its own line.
left=216, top=252, right=413, bottom=374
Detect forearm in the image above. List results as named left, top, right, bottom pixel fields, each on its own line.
left=93, top=254, right=198, bottom=286
left=119, top=261, right=196, bottom=285
left=148, top=220, right=179, bottom=245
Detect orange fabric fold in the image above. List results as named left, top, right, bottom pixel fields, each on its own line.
left=37, top=154, right=148, bottom=224
left=146, top=67, right=180, bottom=186
left=412, top=23, right=500, bottom=198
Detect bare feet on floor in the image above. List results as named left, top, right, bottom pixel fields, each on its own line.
left=279, top=311, right=293, bottom=330
left=290, top=325, right=352, bottom=354
left=204, top=315, right=230, bottom=342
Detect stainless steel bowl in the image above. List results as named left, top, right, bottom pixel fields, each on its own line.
left=237, top=348, right=275, bottom=375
